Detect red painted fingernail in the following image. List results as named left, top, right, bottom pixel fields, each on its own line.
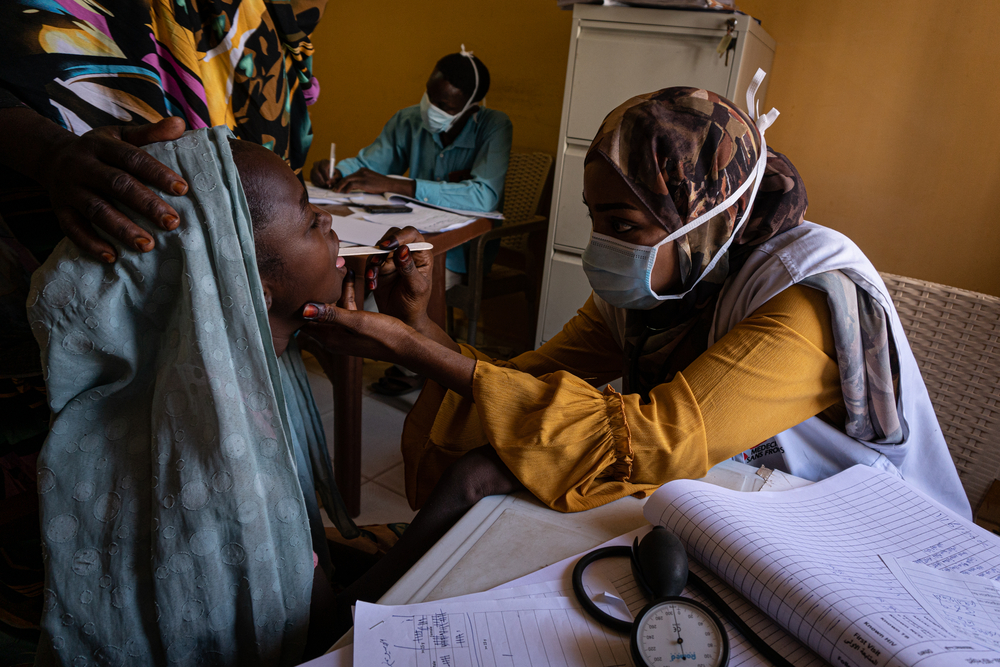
left=368, top=280, right=376, bottom=290
left=302, top=304, right=319, bottom=319
left=162, top=214, right=179, bottom=230
left=398, top=246, right=410, bottom=261
left=376, top=238, right=398, bottom=249
left=101, top=252, right=116, bottom=263
left=171, top=181, right=187, bottom=195
left=135, top=237, right=153, bottom=252
left=366, top=268, right=375, bottom=279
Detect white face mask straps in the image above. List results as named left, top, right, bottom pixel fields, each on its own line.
left=456, top=44, right=480, bottom=118
left=651, top=69, right=779, bottom=301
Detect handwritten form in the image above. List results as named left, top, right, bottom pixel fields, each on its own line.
left=643, top=465, right=1000, bottom=667
left=883, top=556, right=1000, bottom=650
left=354, top=596, right=633, bottom=667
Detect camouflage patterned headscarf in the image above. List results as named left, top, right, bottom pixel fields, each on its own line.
left=586, top=87, right=807, bottom=399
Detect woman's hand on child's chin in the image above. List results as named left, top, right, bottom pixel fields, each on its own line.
left=367, top=226, right=433, bottom=330
left=301, top=271, right=414, bottom=365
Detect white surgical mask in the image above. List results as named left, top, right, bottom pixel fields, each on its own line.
left=582, top=69, right=779, bottom=310
left=420, top=44, right=479, bottom=135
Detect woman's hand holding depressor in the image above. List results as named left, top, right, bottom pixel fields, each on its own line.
left=303, top=271, right=474, bottom=399
left=367, top=227, right=432, bottom=324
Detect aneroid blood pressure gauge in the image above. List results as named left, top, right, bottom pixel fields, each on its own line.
left=573, top=526, right=736, bottom=667
left=574, top=526, right=796, bottom=667
left=631, top=597, right=728, bottom=667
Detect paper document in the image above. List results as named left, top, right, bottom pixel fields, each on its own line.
left=307, top=183, right=354, bottom=205
left=387, top=193, right=504, bottom=220
left=354, top=596, right=634, bottom=667
left=491, top=527, right=825, bottom=667
left=644, top=465, right=1000, bottom=667
left=362, top=205, right=475, bottom=234
left=883, top=555, right=1000, bottom=651
left=329, top=216, right=394, bottom=246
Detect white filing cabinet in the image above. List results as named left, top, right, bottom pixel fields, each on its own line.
left=535, top=5, right=775, bottom=346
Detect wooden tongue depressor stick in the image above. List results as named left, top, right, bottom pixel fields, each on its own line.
left=338, top=242, right=433, bottom=257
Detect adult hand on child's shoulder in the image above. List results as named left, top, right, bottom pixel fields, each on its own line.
left=36, top=116, right=190, bottom=262
left=310, top=160, right=341, bottom=189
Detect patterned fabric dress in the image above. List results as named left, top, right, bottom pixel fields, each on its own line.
left=0, top=2, right=329, bottom=649
left=0, top=0, right=326, bottom=175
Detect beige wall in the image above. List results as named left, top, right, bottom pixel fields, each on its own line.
left=738, top=0, right=1000, bottom=295
left=309, top=1, right=999, bottom=295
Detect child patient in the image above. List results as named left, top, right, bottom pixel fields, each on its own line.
left=29, top=128, right=357, bottom=666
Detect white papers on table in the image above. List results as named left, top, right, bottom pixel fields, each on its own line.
left=386, top=193, right=504, bottom=221
left=492, top=527, right=825, bottom=667
left=329, top=216, right=393, bottom=247
left=883, top=555, right=1000, bottom=651
left=353, top=595, right=635, bottom=667
left=362, top=205, right=475, bottom=234
left=343, top=576, right=628, bottom=667
left=317, top=194, right=478, bottom=242
left=306, top=183, right=352, bottom=205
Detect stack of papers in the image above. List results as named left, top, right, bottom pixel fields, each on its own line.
left=307, top=184, right=502, bottom=246
left=302, top=564, right=634, bottom=666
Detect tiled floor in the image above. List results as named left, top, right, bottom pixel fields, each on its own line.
left=303, top=354, right=421, bottom=527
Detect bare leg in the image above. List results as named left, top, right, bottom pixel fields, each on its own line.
left=339, top=445, right=523, bottom=607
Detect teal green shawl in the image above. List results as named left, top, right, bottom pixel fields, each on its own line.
left=28, top=127, right=356, bottom=666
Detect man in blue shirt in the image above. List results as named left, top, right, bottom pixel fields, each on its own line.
left=310, top=49, right=512, bottom=279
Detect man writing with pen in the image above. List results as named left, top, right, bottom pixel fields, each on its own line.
left=311, top=47, right=511, bottom=395
left=310, top=47, right=512, bottom=291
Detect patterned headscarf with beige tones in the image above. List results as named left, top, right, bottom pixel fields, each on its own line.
left=586, top=87, right=903, bottom=446
left=585, top=86, right=808, bottom=397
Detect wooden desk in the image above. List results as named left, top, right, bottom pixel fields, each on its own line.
left=316, top=210, right=493, bottom=517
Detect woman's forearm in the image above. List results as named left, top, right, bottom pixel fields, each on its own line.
left=395, top=329, right=475, bottom=399
left=408, top=312, right=462, bottom=354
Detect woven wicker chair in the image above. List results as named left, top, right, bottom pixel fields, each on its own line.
left=446, top=152, right=553, bottom=346
left=880, top=272, right=1000, bottom=511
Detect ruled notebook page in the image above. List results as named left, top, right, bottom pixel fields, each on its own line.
left=643, top=465, right=1000, bottom=667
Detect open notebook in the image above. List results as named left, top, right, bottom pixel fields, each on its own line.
left=645, top=464, right=1000, bottom=666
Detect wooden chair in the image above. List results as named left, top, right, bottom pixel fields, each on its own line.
left=446, top=152, right=553, bottom=348
left=881, top=272, right=1000, bottom=511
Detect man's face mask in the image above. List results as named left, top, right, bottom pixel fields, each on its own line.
left=582, top=69, right=778, bottom=310
left=420, top=46, right=479, bottom=135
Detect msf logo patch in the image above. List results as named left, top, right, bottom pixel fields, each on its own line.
left=742, top=438, right=785, bottom=465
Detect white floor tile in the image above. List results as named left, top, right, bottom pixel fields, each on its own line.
left=371, top=462, right=407, bottom=497
left=306, top=356, right=420, bottom=525
left=358, top=398, right=406, bottom=479
left=326, top=482, right=417, bottom=527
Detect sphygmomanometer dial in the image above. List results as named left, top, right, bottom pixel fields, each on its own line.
left=631, top=596, right=728, bottom=667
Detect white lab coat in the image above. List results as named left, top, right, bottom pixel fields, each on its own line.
left=712, top=223, right=971, bottom=518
